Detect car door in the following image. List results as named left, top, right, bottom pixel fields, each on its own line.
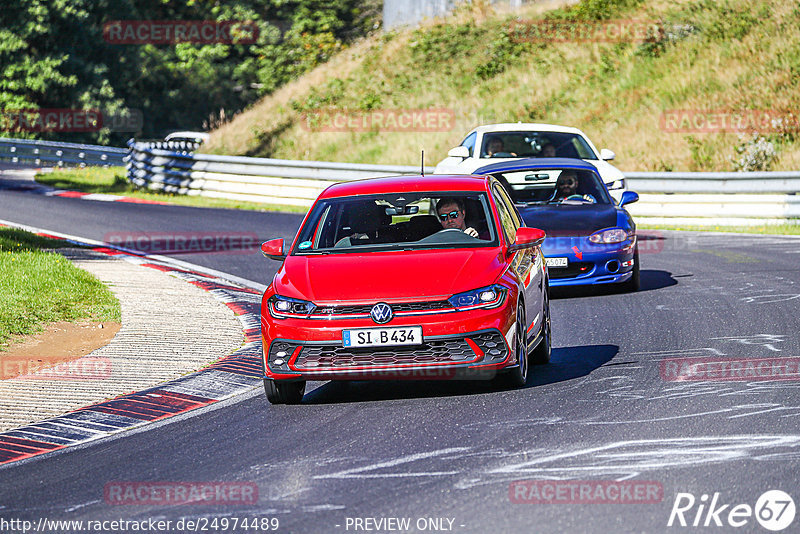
left=491, top=181, right=542, bottom=344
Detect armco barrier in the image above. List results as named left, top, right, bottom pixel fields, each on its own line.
left=128, top=141, right=800, bottom=224
left=625, top=171, right=800, bottom=225
left=4, top=136, right=798, bottom=225
left=127, top=140, right=433, bottom=207
left=0, top=137, right=128, bottom=167
left=624, top=171, right=800, bottom=194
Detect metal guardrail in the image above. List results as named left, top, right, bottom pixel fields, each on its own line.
left=127, top=141, right=800, bottom=224
left=625, top=171, right=800, bottom=225
left=0, top=137, right=128, bottom=167
left=625, top=171, right=800, bottom=194
left=127, top=140, right=433, bottom=207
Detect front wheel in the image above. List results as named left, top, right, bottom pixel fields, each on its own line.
left=498, top=303, right=528, bottom=388
left=530, top=289, right=551, bottom=365
left=620, top=248, right=640, bottom=292
left=264, top=379, right=305, bottom=404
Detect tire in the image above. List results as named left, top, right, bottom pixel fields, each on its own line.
left=530, top=289, right=551, bottom=365
left=620, top=248, right=640, bottom=292
left=264, top=379, right=305, bottom=404
left=498, top=303, right=528, bottom=388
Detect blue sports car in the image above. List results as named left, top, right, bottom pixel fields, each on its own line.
left=475, top=158, right=640, bottom=291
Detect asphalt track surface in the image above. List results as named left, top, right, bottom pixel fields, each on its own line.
left=2, top=185, right=800, bottom=533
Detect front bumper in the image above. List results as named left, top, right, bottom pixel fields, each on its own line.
left=543, top=237, right=636, bottom=287
left=261, top=298, right=519, bottom=381
left=264, top=329, right=511, bottom=381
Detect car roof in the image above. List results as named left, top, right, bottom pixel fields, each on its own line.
left=473, top=157, right=600, bottom=175
left=320, top=174, right=490, bottom=199
left=164, top=131, right=210, bottom=141
left=467, top=123, right=585, bottom=135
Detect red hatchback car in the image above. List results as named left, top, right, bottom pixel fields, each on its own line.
left=259, top=174, right=551, bottom=404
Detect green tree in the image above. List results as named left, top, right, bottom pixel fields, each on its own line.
left=0, top=0, right=380, bottom=145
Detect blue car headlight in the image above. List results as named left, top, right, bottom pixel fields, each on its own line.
left=268, top=295, right=316, bottom=318
left=448, top=285, right=506, bottom=311
left=589, top=228, right=630, bottom=244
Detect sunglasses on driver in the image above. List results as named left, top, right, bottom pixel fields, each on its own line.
left=438, top=210, right=461, bottom=221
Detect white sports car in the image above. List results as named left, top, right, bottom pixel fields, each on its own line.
left=434, top=123, right=627, bottom=201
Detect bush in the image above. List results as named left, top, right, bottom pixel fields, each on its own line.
left=730, top=134, right=777, bottom=172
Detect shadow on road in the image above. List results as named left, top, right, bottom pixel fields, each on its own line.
left=301, top=344, right=618, bottom=404
left=529, top=343, right=617, bottom=387
left=640, top=269, right=678, bottom=291
left=551, top=269, right=677, bottom=299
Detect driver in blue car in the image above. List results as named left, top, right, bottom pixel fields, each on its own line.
left=553, top=171, right=596, bottom=203
left=436, top=197, right=480, bottom=238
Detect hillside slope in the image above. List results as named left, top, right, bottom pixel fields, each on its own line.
left=204, top=0, right=800, bottom=172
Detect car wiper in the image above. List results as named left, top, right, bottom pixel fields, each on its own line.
left=378, top=243, right=423, bottom=251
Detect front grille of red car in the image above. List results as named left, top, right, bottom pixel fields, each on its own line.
left=470, top=332, right=508, bottom=361
left=311, top=300, right=454, bottom=317
left=291, top=332, right=508, bottom=370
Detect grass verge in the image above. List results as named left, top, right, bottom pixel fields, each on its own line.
left=639, top=223, right=800, bottom=235
left=205, top=0, right=800, bottom=172
left=0, top=227, right=121, bottom=351
left=35, top=167, right=308, bottom=213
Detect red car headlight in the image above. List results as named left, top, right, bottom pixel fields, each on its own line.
left=448, top=285, right=507, bottom=311
left=268, top=295, right=316, bottom=319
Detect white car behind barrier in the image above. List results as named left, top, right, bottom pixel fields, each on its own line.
left=434, top=123, right=627, bottom=201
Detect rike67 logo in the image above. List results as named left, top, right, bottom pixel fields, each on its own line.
left=668, top=490, right=795, bottom=531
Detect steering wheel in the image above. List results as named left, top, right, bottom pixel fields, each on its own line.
left=567, top=194, right=595, bottom=202
left=437, top=228, right=464, bottom=233
left=490, top=152, right=515, bottom=158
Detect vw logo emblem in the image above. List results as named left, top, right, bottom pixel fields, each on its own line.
left=370, top=302, right=393, bottom=324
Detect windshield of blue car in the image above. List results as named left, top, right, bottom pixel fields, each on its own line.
left=479, top=131, right=597, bottom=159
left=492, top=169, right=613, bottom=205
left=291, top=193, right=499, bottom=254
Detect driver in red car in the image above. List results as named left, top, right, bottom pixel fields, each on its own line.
left=436, top=197, right=480, bottom=238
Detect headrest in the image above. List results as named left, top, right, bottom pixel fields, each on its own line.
left=349, top=202, right=389, bottom=234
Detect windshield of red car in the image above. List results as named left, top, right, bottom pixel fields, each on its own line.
left=479, top=131, right=597, bottom=159
left=292, top=193, right=499, bottom=254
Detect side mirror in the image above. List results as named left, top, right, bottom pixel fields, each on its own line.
left=508, top=227, right=546, bottom=253
left=261, top=239, right=285, bottom=261
left=619, top=191, right=639, bottom=207
left=447, top=146, right=470, bottom=159
left=599, top=148, right=616, bottom=161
